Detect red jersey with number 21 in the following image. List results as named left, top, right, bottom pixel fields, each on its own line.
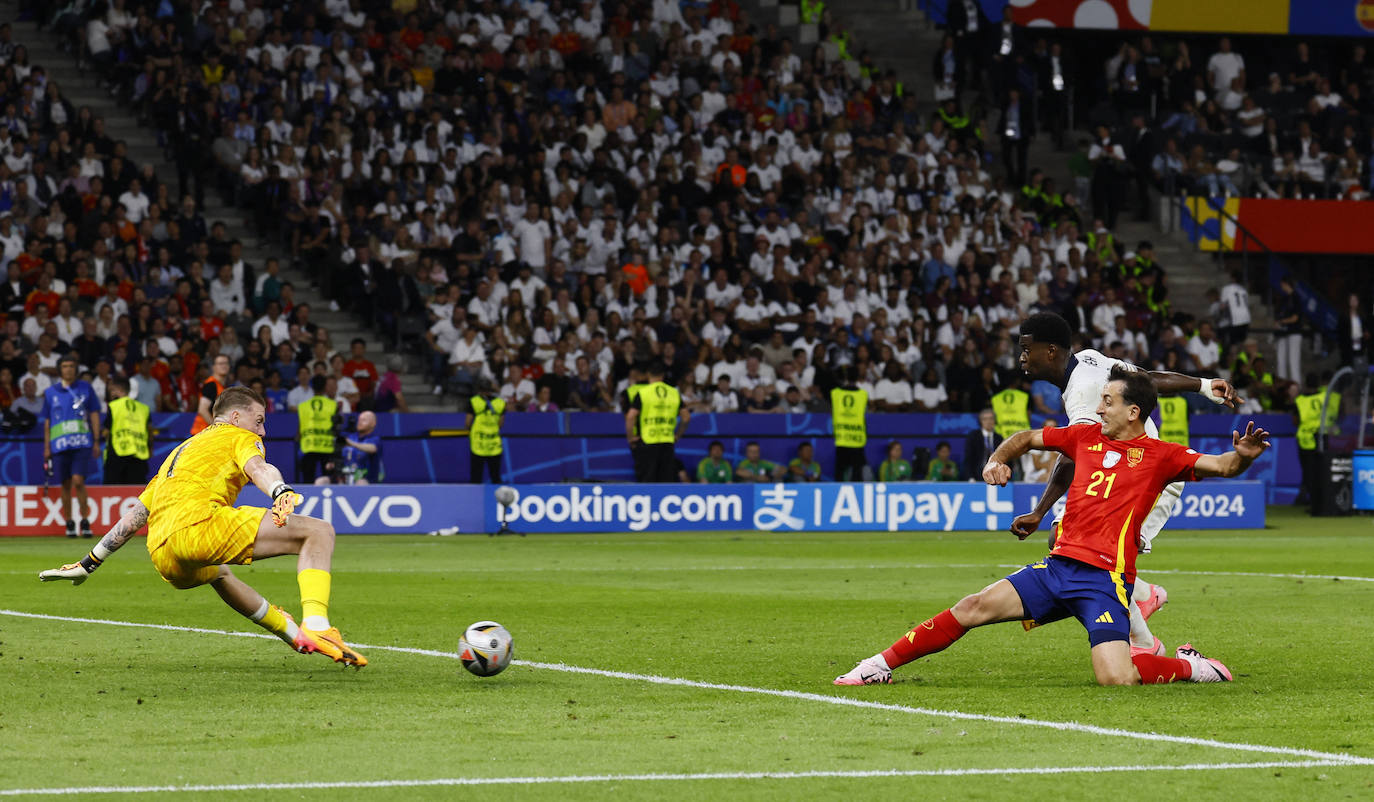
left=1040, top=423, right=1201, bottom=582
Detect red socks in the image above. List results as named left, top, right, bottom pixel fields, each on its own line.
left=1131, top=654, right=1193, bottom=684
left=881, top=609, right=968, bottom=669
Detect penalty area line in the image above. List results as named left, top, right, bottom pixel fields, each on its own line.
left=3, top=608, right=1372, bottom=768
left=0, top=761, right=1364, bottom=796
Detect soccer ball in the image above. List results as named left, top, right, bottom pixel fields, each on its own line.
left=458, top=621, right=513, bottom=677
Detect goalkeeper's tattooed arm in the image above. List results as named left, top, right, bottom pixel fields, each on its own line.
left=97, top=502, right=149, bottom=556
left=39, top=501, right=148, bottom=584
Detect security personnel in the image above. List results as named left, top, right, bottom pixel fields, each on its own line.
left=296, top=375, right=338, bottom=484
left=801, top=0, right=824, bottom=24
left=626, top=361, right=689, bottom=483
left=990, top=382, right=1030, bottom=441
left=1294, top=373, right=1326, bottom=508
left=1157, top=396, right=1189, bottom=446
left=830, top=366, right=868, bottom=481
left=466, top=380, right=506, bottom=483
left=104, top=376, right=151, bottom=484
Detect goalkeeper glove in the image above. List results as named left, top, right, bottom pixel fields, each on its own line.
left=39, top=552, right=104, bottom=585
left=270, top=482, right=303, bottom=526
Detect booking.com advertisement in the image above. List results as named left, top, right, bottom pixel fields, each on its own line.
left=486, top=482, right=1266, bottom=534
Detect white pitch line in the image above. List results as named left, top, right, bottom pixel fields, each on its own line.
left=0, top=761, right=1365, bottom=797
left=3, top=609, right=1371, bottom=767
left=1136, top=568, right=1374, bottom=584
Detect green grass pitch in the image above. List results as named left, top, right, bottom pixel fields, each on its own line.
left=3, top=507, right=1374, bottom=799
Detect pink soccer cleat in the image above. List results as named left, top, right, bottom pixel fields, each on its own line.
left=1137, top=583, right=1169, bottom=620
left=833, top=658, right=892, bottom=686
left=1176, top=642, right=1232, bottom=682
left=1130, top=636, right=1166, bottom=657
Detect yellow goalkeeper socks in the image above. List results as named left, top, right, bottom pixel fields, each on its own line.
left=249, top=600, right=300, bottom=647
left=298, top=568, right=332, bottom=631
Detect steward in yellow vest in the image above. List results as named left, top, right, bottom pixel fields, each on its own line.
left=1156, top=396, right=1189, bottom=446
left=296, top=375, right=338, bottom=483
left=104, top=377, right=151, bottom=484
left=990, top=386, right=1029, bottom=441
left=626, top=362, right=689, bottom=483
left=1293, top=374, right=1327, bottom=509
left=831, top=366, right=868, bottom=481
left=466, top=386, right=506, bottom=483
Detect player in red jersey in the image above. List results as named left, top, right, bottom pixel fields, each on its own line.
left=835, top=365, right=1270, bottom=686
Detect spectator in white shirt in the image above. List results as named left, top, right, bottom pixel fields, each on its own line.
left=499, top=365, right=536, bottom=410
left=913, top=367, right=948, bottom=412
left=1091, top=287, right=1126, bottom=339
left=511, top=204, right=552, bottom=272
left=1187, top=321, right=1222, bottom=372
left=872, top=362, right=915, bottom=412
left=1218, top=270, right=1251, bottom=345
left=251, top=301, right=291, bottom=346
left=701, top=308, right=732, bottom=349
left=710, top=375, right=740, bottom=412
left=209, top=263, right=246, bottom=318
left=117, top=178, right=150, bottom=224
left=1207, top=37, right=1245, bottom=99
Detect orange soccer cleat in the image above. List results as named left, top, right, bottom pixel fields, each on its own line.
left=301, top=625, right=369, bottom=668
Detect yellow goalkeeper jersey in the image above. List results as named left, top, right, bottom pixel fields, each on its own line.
left=139, top=423, right=266, bottom=531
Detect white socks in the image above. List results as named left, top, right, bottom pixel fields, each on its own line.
left=249, top=599, right=270, bottom=622
left=869, top=653, right=891, bottom=671
left=1127, top=595, right=1154, bottom=650
left=303, top=615, right=330, bottom=631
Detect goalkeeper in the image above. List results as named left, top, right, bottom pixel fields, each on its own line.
left=38, top=386, right=367, bottom=668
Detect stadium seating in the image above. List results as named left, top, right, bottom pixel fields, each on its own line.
left=0, top=0, right=1277, bottom=438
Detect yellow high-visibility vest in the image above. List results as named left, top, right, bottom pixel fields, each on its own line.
left=638, top=382, right=681, bottom=445
left=1295, top=392, right=1325, bottom=451
left=831, top=388, right=868, bottom=448
left=108, top=396, right=150, bottom=460
left=470, top=396, right=506, bottom=456
left=297, top=395, right=338, bottom=454
left=1157, top=396, right=1189, bottom=446
left=990, top=389, right=1029, bottom=440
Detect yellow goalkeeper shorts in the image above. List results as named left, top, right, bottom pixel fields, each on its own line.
left=147, top=506, right=267, bottom=589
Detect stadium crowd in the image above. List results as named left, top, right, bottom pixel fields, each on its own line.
left=966, top=12, right=1374, bottom=212
left=0, top=0, right=1294, bottom=438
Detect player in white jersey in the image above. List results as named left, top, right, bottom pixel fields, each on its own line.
left=1010, top=314, right=1241, bottom=654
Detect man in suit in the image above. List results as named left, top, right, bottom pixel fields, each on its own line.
left=945, top=0, right=989, bottom=94
left=962, top=408, right=1003, bottom=482
left=1339, top=292, right=1371, bottom=366
left=1126, top=114, right=1157, bottom=222
left=1000, top=88, right=1033, bottom=186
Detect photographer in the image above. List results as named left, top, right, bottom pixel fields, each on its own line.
left=338, top=411, right=383, bottom=485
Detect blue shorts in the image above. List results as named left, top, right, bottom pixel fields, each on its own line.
left=51, top=448, right=92, bottom=482
left=1005, top=555, right=1133, bottom=646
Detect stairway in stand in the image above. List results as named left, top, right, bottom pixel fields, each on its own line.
left=8, top=5, right=446, bottom=411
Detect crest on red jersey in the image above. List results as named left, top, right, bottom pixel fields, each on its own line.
left=1126, top=447, right=1145, bottom=467
left=1102, top=451, right=1121, bottom=468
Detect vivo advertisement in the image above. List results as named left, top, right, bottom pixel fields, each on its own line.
left=487, top=481, right=1266, bottom=534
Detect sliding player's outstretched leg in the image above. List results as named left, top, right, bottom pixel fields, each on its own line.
left=209, top=565, right=322, bottom=655
left=254, top=511, right=368, bottom=668
left=834, top=578, right=1023, bottom=685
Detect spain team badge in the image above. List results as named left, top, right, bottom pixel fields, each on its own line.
left=1126, top=447, right=1144, bottom=467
